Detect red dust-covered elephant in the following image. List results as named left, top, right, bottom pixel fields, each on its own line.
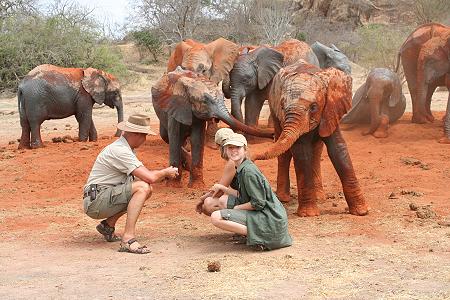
left=228, top=39, right=320, bottom=126
left=395, top=23, right=449, bottom=125
left=18, top=64, right=123, bottom=149
left=341, top=68, right=406, bottom=138
left=152, top=67, right=272, bottom=188
left=253, top=61, right=368, bottom=217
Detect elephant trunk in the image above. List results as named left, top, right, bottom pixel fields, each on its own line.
left=230, top=88, right=245, bottom=122
left=114, top=96, right=124, bottom=137
left=215, top=99, right=273, bottom=138
left=253, top=112, right=308, bottom=160
left=365, top=92, right=381, bottom=135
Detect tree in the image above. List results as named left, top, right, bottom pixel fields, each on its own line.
left=132, top=29, right=163, bottom=62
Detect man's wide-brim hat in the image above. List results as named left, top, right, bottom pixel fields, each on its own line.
left=117, top=114, right=157, bottom=135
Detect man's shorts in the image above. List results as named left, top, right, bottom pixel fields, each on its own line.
left=83, top=180, right=132, bottom=219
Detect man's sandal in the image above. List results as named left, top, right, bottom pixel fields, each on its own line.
left=118, top=238, right=151, bottom=254
left=96, top=220, right=121, bottom=242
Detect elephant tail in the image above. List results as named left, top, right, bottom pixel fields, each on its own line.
left=17, top=87, right=28, bottom=127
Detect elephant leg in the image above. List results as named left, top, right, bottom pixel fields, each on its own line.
left=244, top=92, right=265, bottom=127
left=425, top=83, right=438, bottom=123
left=188, top=118, right=206, bottom=188
left=88, top=118, right=98, bottom=141
left=75, top=110, right=92, bottom=142
left=167, top=118, right=184, bottom=187
left=18, top=118, right=31, bottom=149
left=322, top=128, right=368, bottom=216
left=312, top=140, right=325, bottom=201
left=273, top=115, right=291, bottom=202
left=30, top=120, right=44, bottom=149
left=438, top=91, right=450, bottom=144
left=159, top=124, right=169, bottom=144
left=291, top=136, right=320, bottom=217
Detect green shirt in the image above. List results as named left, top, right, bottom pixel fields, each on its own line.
left=236, top=159, right=292, bottom=250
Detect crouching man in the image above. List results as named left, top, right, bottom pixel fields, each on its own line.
left=83, top=114, right=178, bottom=254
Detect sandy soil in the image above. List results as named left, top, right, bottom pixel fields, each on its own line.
left=0, top=65, right=449, bottom=299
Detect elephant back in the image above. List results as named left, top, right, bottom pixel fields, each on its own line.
left=274, top=39, right=320, bottom=67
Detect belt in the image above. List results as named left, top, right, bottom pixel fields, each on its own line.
left=83, top=184, right=98, bottom=198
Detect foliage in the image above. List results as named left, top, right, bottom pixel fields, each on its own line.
left=131, top=30, right=163, bottom=62
left=0, top=3, right=128, bottom=92
left=413, top=0, right=450, bottom=24
left=341, top=24, right=413, bottom=71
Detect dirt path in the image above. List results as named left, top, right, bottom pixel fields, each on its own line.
left=0, top=72, right=449, bottom=298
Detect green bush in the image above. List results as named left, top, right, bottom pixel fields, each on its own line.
left=0, top=14, right=128, bottom=91
left=131, top=30, right=163, bottom=63
left=341, top=24, right=413, bottom=71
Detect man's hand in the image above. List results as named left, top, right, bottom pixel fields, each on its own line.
left=164, top=166, right=179, bottom=178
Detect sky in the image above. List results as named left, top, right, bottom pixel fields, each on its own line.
left=40, top=0, right=131, bottom=26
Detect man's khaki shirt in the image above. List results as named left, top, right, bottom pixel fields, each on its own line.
left=84, top=136, right=143, bottom=191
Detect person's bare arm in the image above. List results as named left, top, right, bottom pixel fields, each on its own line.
left=234, top=202, right=255, bottom=210
left=212, top=183, right=238, bottom=197
left=132, top=166, right=178, bottom=184
left=217, top=160, right=236, bottom=186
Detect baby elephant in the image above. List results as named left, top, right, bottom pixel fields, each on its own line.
left=341, top=68, right=406, bottom=138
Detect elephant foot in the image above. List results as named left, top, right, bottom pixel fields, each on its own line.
left=426, top=113, right=435, bottom=123
left=297, top=202, right=320, bottom=217
left=361, top=129, right=372, bottom=136
left=276, top=191, right=291, bottom=203
left=348, top=203, right=369, bottom=216
left=438, top=136, right=450, bottom=144
left=411, top=114, right=430, bottom=124
left=18, top=143, right=31, bottom=150
left=166, top=178, right=183, bottom=188
left=372, top=116, right=389, bottom=138
left=188, top=179, right=205, bottom=189
left=30, top=142, right=44, bottom=149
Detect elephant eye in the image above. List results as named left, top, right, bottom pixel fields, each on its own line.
left=310, top=103, right=318, bottom=113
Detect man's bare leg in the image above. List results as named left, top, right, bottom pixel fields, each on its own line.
left=121, top=181, right=152, bottom=248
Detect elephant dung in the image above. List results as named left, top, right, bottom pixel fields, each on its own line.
left=207, top=261, right=221, bottom=272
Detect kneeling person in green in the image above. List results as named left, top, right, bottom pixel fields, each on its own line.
left=210, top=133, right=292, bottom=250
left=83, top=114, right=178, bottom=254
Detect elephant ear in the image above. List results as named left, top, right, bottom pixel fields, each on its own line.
left=319, top=72, right=352, bottom=137
left=206, top=38, right=239, bottom=84
left=167, top=40, right=194, bottom=72
left=82, top=68, right=106, bottom=105
left=256, top=47, right=284, bottom=90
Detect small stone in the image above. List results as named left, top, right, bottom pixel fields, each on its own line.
left=63, top=139, right=73, bottom=143
left=420, top=164, right=430, bottom=170
left=207, top=261, right=221, bottom=272
left=401, top=157, right=421, bottom=166
left=416, top=206, right=437, bottom=219
left=8, top=140, right=16, bottom=145
left=52, top=137, right=63, bottom=143
left=53, top=128, right=58, bottom=130
left=65, top=124, right=71, bottom=127
left=80, top=145, right=90, bottom=150
left=388, top=192, right=398, bottom=199
left=409, top=203, right=418, bottom=211
left=332, top=202, right=338, bottom=207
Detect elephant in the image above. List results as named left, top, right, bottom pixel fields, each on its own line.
left=311, top=41, right=352, bottom=74
left=252, top=61, right=368, bottom=217
left=17, top=64, right=123, bottom=149
left=416, top=33, right=450, bottom=143
left=167, top=38, right=240, bottom=146
left=228, top=39, right=320, bottom=127
left=341, top=68, right=406, bottom=138
left=395, top=22, right=449, bottom=124
left=167, top=37, right=239, bottom=95
left=151, top=67, right=273, bottom=188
